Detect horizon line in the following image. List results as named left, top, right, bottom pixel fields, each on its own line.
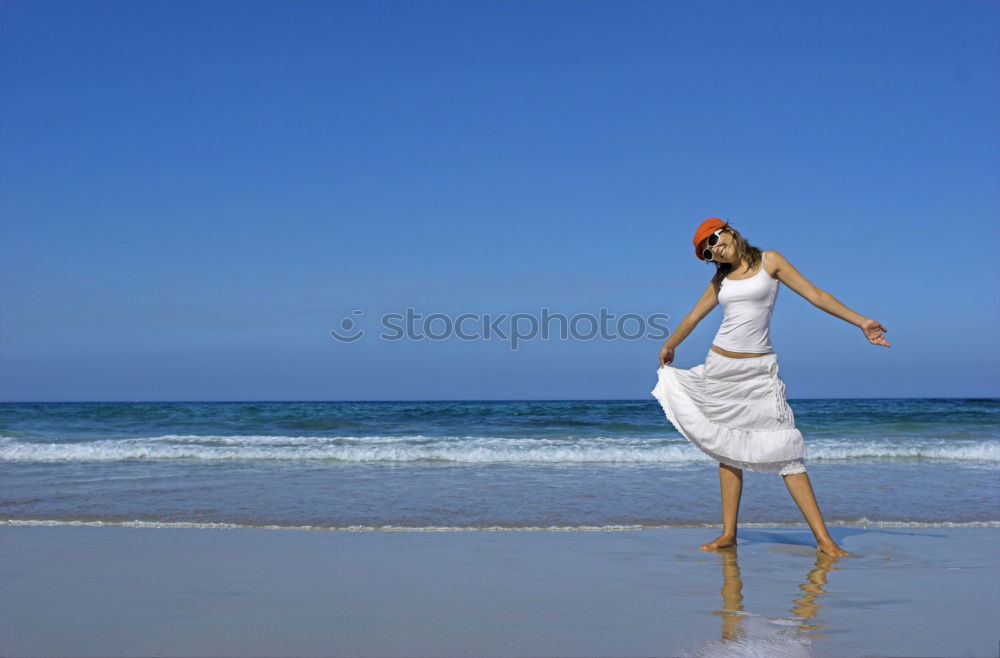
left=0, top=396, right=996, bottom=404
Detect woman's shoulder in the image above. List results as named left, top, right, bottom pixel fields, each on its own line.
left=760, top=250, right=780, bottom=280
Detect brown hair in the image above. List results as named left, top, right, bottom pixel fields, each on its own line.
left=708, top=223, right=764, bottom=290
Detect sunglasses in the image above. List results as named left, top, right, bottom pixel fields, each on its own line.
left=701, top=228, right=726, bottom=261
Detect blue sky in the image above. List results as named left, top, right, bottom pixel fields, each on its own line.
left=1, top=0, right=997, bottom=401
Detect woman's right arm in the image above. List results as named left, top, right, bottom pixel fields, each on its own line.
left=659, top=282, right=719, bottom=366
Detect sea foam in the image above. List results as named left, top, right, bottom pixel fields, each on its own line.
left=1, top=434, right=998, bottom=463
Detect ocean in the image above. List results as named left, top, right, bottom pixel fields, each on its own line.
left=2, top=399, right=997, bottom=531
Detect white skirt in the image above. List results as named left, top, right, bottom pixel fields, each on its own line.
left=651, top=349, right=806, bottom=474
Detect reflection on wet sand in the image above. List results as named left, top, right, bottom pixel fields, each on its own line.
left=695, top=547, right=841, bottom=656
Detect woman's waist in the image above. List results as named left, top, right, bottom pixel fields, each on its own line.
left=712, top=322, right=773, bottom=355
left=710, top=344, right=774, bottom=359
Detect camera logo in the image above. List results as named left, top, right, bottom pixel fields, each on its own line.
left=329, top=309, right=365, bottom=343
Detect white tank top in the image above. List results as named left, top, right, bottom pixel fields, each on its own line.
left=712, top=251, right=779, bottom=353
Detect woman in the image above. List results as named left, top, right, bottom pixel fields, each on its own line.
left=651, top=218, right=890, bottom=556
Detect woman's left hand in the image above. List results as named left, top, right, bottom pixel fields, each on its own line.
left=860, top=318, right=890, bottom=347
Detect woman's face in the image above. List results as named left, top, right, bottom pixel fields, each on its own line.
left=702, top=229, right=738, bottom=265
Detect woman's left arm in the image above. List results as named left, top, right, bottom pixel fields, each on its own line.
left=768, top=251, right=891, bottom=348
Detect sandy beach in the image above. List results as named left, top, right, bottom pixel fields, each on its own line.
left=2, top=524, right=997, bottom=657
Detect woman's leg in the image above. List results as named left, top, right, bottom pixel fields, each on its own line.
left=700, top=463, right=743, bottom=551
left=782, top=472, right=851, bottom=556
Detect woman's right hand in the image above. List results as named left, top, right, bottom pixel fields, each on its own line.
left=659, top=345, right=675, bottom=368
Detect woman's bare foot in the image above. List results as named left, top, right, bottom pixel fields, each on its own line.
left=817, top=540, right=851, bottom=557
left=700, top=534, right=737, bottom=551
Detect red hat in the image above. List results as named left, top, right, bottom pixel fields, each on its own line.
left=693, top=218, right=728, bottom=260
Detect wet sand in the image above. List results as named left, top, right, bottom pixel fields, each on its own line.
left=1, top=524, right=997, bottom=657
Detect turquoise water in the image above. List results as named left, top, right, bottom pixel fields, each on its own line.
left=1, top=399, right=997, bottom=529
